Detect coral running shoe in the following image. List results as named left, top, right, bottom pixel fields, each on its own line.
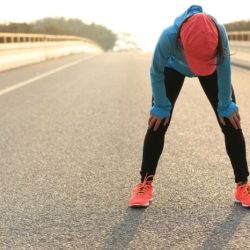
left=235, top=182, right=250, bottom=207
left=128, top=175, right=154, bottom=207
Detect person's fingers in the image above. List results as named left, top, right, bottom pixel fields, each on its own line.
left=219, top=117, right=226, bottom=126
left=221, top=114, right=241, bottom=130
left=163, top=117, right=170, bottom=126
left=148, top=116, right=156, bottom=129
left=233, top=115, right=241, bottom=129
left=229, top=116, right=238, bottom=130
left=236, top=112, right=241, bottom=121
left=148, top=116, right=153, bottom=127
left=149, top=116, right=159, bottom=129
left=153, top=118, right=161, bottom=131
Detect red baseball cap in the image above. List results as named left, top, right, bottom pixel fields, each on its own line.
left=180, top=13, right=218, bottom=76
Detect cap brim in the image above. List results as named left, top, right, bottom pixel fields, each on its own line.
left=185, top=54, right=216, bottom=76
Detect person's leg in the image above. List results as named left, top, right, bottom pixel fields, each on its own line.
left=198, top=71, right=249, bottom=183
left=140, top=68, right=185, bottom=181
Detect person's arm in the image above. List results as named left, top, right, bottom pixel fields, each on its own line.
left=216, top=24, right=238, bottom=118
left=150, top=29, right=172, bottom=119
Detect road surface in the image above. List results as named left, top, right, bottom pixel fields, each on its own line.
left=0, top=52, right=250, bottom=249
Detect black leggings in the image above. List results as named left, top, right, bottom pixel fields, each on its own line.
left=140, top=67, right=249, bottom=183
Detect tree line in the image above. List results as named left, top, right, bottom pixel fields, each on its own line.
left=0, top=17, right=117, bottom=51
left=225, top=19, right=250, bottom=31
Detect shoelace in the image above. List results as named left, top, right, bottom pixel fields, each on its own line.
left=244, top=183, right=250, bottom=195
left=133, top=175, right=154, bottom=195
left=239, top=182, right=250, bottom=195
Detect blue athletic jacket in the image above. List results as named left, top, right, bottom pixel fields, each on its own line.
left=150, top=5, right=238, bottom=118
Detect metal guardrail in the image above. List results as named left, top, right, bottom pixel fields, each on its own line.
left=227, top=31, right=250, bottom=41
left=0, top=32, right=102, bottom=72
left=0, top=32, right=99, bottom=46
left=1, top=31, right=249, bottom=44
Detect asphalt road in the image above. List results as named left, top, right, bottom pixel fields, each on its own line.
left=0, top=52, right=250, bottom=249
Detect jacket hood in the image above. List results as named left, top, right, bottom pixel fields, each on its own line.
left=174, top=5, right=203, bottom=28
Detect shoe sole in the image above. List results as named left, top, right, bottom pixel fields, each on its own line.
left=129, top=198, right=153, bottom=208
left=235, top=199, right=250, bottom=207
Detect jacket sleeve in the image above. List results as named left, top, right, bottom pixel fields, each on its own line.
left=216, top=24, right=238, bottom=117
left=150, top=30, right=172, bottom=118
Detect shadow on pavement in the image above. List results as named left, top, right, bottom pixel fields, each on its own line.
left=200, top=203, right=249, bottom=250
left=103, top=207, right=146, bottom=250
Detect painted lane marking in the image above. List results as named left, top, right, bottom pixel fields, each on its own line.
left=0, top=55, right=96, bottom=97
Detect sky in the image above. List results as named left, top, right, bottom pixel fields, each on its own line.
left=1, top=0, right=250, bottom=51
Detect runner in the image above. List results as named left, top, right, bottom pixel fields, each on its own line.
left=128, top=5, right=250, bottom=208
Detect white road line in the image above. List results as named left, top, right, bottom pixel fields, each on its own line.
left=0, top=55, right=96, bottom=97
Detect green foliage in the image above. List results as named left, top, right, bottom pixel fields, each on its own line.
left=225, top=20, right=250, bottom=31
left=0, top=17, right=117, bottom=51
left=0, top=22, right=32, bottom=33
